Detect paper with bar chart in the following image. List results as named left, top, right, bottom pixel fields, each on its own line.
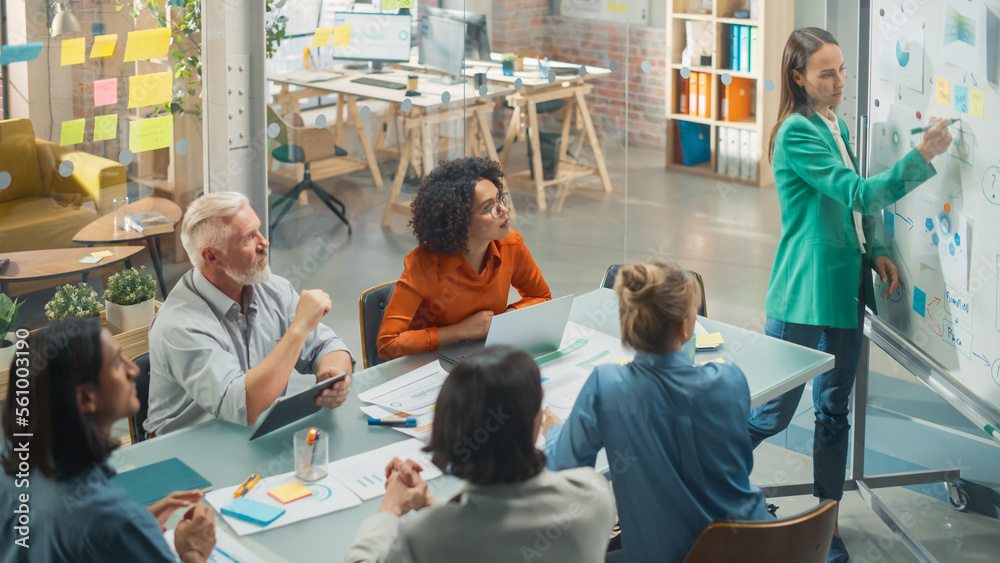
left=539, top=323, right=634, bottom=418
left=328, top=439, right=442, bottom=500
left=358, top=360, right=446, bottom=415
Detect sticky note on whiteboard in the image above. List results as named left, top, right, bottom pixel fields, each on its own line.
left=969, top=88, right=985, bottom=119
left=381, top=0, right=399, bottom=9
left=60, top=119, right=85, bottom=146
left=953, top=85, right=969, bottom=113
left=123, top=28, right=171, bottom=62
left=913, top=286, right=926, bottom=317
left=332, top=25, right=352, bottom=48
left=93, top=115, right=118, bottom=142
left=94, top=78, right=118, bottom=107
left=935, top=78, right=950, bottom=106
left=61, top=38, right=85, bottom=66
left=90, top=34, right=118, bottom=58
left=311, top=27, right=333, bottom=48
left=399, top=0, right=415, bottom=8
left=0, top=42, right=43, bottom=65
left=128, top=72, right=173, bottom=108
left=129, top=115, right=173, bottom=153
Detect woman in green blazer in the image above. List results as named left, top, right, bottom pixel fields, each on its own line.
left=750, top=27, right=952, bottom=562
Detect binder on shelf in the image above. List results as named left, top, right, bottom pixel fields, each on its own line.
left=739, top=130, right=753, bottom=179
left=674, top=121, right=684, bottom=164
left=722, top=77, right=753, bottom=122
left=697, top=72, right=711, bottom=118
left=688, top=72, right=700, bottom=116
left=739, top=26, right=750, bottom=73
left=729, top=25, right=740, bottom=71
left=749, top=26, right=760, bottom=74
left=716, top=127, right=728, bottom=174
left=747, top=131, right=760, bottom=180
left=676, top=120, right=711, bottom=167
left=726, top=126, right=741, bottom=177
left=679, top=77, right=689, bottom=115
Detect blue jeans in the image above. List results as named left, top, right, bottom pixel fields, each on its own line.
left=748, top=308, right=864, bottom=501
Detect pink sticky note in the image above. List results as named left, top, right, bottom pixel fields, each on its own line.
left=94, top=78, right=118, bottom=107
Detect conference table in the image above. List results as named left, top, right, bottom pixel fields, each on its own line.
left=109, top=289, right=834, bottom=561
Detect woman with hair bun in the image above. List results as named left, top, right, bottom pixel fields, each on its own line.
left=542, top=261, right=771, bottom=562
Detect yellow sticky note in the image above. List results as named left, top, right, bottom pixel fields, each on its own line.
left=123, top=28, right=171, bottom=62
left=969, top=88, right=985, bottom=119
left=699, top=358, right=726, bottom=366
left=382, top=0, right=399, bottom=10
left=129, top=115, right=173, bottom=153
left=128, top=72, right=173, bottom=108
left=607, top=1, right=616, bottom=11
left=615, top=359, right=632, bottom=366
left=332, top=25, right=352, bottom=48
left=61, top=37, right=85, bottom=66
left=311, top=27, right=333, bottom=48
left=696, top=332, right=725, bottom=347
left=93, top=114, right=118, bottom=142
left=59, top=119, right=85, bottom=146
left=90, top=34, right=118, bottom=58
left=935, top=78, right=950, bottom=106
left=399, top=0, right=415, bottom=8
left=617, top=2, right=628, bottom=13
left=91, top=250, right=114, bottom=258
left=267, top=482, right=312, bottom=504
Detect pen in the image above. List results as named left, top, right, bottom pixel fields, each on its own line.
left=302, top=427, right=319, bottom=470
left=985, top=424, right=1000, bottom=441
left=368, top=417, right=417, bottom=427
left=909, top=117, right=959, bottom=134
left=233, top=473, right=260, bottom=498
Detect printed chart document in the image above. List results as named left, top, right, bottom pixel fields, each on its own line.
left=358, top=360, right=447, bottom=415
left=205, top=472, right=360, bottom=536
left=361, top=404, right=433, bottom=441
left=538, top=323, right=634, bottom=418
left=165, top=527, right=265, bottom=562
left=328, top=439, right=443, bottom=501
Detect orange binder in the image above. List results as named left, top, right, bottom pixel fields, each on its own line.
left=679, top=78, right=689, bottom=115
left=723, top=77, right=753, bottom=122
left=698, top=72, right=711, bottom=118
left=688, top=72, right=699, bottom=116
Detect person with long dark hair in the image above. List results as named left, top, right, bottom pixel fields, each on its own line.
left=751, top=28, right=951, bottom=561
left=1, top=319, right=216, bottom=562
left=344, top=346, right=614, bottom=562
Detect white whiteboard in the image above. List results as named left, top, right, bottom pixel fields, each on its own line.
left=866, top=0, right=1000, bottom=412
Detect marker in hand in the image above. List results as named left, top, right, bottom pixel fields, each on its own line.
left=909, top=117, right=959, bottom=134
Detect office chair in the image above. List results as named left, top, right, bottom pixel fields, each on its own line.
left=128, top=352, right=152, bottom=444
left=600, top=264, right=707, bottom=317
left=683, top=500, right=838, bottom=563
left=358, top=281, right=397, bottom=369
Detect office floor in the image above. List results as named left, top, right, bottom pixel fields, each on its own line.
left=90, top=136, right=998, bottom=560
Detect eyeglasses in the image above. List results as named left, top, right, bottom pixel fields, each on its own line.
left=477, top=192, right=511, bottom=219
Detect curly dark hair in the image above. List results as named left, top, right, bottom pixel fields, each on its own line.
left=409, top=157, right=506, bottom=255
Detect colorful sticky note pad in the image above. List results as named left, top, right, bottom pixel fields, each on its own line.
left=913, top=287, right=926, bottom=317
left=699, top=358, right=726, bottom=366
left=94, top=78, right=118, bottom=107
left=399, top=0, right=415, bottom=8
left=90, top=250, right=114, bottom=258
left=381, top=0, right=399, bottom=10
left=128, top=72, right=173, bottom=108
left=969, top=88, right=985, bottom=119
left=935, top=78, right=950, bottom=106
left=59, top=119, right=85, bottom=146
left=953, top=85, right=969, bottom=113
left=90, top=34, right=118, bottom=58
left=311, top=27, right=333, bottom=48
left=617, top=2, right=628, bottom=13
left=0, top=42, right=44, bottom=65
left=696, top=332, right=725, bottom=347
left=332, top=25, right=352, bottom=48
left=123, top=28, right=171, bottom=62
left=93, top=115, right=118, bottom=142
left=129, top=115, right=173, bottom=153
left=267, top=482, right=312, bottom=504
left=61, top=38, right=85, bottom=66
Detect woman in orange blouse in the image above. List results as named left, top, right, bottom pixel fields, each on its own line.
left=377, top=157, right=551, bottom=360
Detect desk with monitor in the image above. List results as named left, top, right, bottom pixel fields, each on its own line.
left=110, top=288, right=834, bottom=561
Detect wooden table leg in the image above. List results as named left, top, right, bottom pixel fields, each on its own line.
left=559, top=96, right=575, bottom=164
left=477, top=108, right=500, bottom=162
left=335, top=93, right=346, bottom=146
left=574, top=90, right=612, bottom=192
left=499, top=103, right=521, bottom=169
left=147, top=237, right=168, bottom=299
left=383, top=127, right=417, bottom=227
left=525, top=101, right=547, bottom=211
left=347, top=95, right=384, bottom=188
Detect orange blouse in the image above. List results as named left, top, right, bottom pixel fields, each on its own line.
left=377, top=230, right=551, bottom=360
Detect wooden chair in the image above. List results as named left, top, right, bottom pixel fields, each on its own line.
left=358, top=281, right=397, bottom=369
left=127, top=352, right=152, bottom=444
left=600, top=264, right=708, bottom=317
left=682, top=500, right=839, bottom=563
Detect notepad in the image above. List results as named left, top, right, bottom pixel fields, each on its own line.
left=267, top=482, right=312, bottom=504
left=111, top=457, right=211, bottom=506
left=700, top=358, right=726, bottom=366
left=91, top=250, right=114, bottom=258
left=696, top=333, right=725, bottom=347
left=220, top=497, right=285, bottom=527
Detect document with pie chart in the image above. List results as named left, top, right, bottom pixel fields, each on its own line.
left=878, top=19, right=925, bottom=92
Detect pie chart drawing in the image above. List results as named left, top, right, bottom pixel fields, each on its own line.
left=896, top=38, right=911, bottom=68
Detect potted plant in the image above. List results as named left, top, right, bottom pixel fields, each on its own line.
left=0, top=294, right=24, bottom=370
left=501, top=53, right=517, bottom=76
left=45, top=283, right=105, bottom=323
left=104, top=266, right=158, bottom=333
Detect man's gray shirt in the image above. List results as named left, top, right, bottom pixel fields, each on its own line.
left=144, top=269, right=353, bottom=435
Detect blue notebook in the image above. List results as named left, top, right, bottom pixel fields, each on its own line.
left=221, top=497, right=285, bottom=526
left=111, top=457, right=211, bottom=506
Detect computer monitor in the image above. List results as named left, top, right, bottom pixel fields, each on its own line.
left=418, top=15, right=466, bottom=83
left=331, top=12, right=412, bottom=73
left=421, top=7, right=491, bottom=62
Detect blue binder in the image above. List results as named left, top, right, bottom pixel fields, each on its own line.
left=739, top=26, right=751, bottom=73
left=730, top=25, right=740, bottom=71
left=677, top=121, right=711, bottom=166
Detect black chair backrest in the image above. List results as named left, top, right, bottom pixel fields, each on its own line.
left=129, top=353, right=151, bottom=444
left=359, top=282, right=397, bottom=369
left=600, top=264, right=707, bottom=317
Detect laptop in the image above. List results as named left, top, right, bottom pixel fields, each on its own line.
left=436, top=295, right=575, bottom=363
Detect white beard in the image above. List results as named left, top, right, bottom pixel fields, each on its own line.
left=228, top=256, right=271, bottom=286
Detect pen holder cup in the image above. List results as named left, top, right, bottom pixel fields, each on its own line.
left=294, top=428, right=329, bottom=481
left=502, top=60, right=515, bottom=76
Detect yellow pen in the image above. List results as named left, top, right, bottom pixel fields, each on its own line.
left=233, top=473, right=260, bottom=498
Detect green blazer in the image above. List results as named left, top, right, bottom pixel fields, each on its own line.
left=764, top=112, right=936, bottom=329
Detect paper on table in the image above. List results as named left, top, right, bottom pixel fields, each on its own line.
left=361, top=404, right=434, bottom=441
left=128, top=72, right=173, bottom=108
left=332, top=25, right=352, bottom=48
left=61, top=38, right=85, bottom=66
left=90, top=34, right=117, bottom=58
left=60, top=119, right=85, bottom=146
left=205, top=472, right=360, bottom=536
left=94, top=78, right=118, bottom=107
left=93, top=115, right=118, bottom=142
left=90, top=250, right=114, bottom=258
left=539, top=323, right=633, bottom=416
left=696, top=333, right=725, bottom=347
left=0, top=42, right=43, bottom=65
left=164, top=526, right=266, bottom=563
left=129, top=115, right=173, bottom=153
left=123, top=28, right=171, bottom=62
left=358, top=360, right=446, bottom=414
left=328, top=439, right=442, bottom=501
left=267, top=481, right=313, bottom=504
left=311, top=27, right=333, bottom=48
